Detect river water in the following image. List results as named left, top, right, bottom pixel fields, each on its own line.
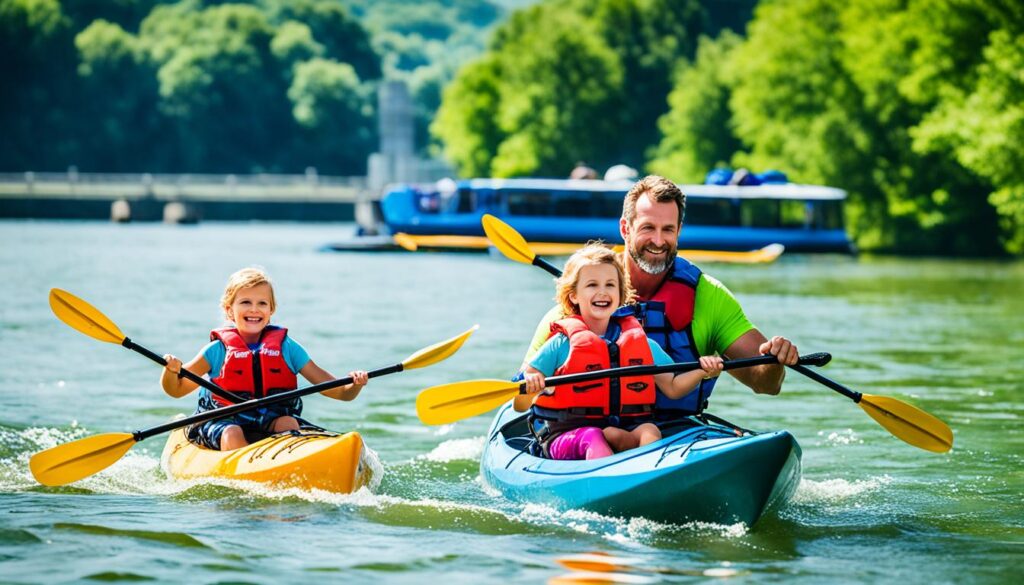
left=0, top=221, right=1020, bottom=583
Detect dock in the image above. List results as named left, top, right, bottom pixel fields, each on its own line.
left=0, top=171, right=373, bottom=223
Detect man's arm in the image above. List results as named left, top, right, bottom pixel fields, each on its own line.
left=696, top=274, right=798, bottom=394
left=723, top=330, right=798, bottom=394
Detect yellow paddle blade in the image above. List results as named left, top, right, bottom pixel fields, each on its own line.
left=512, top=392, right=536, bottom=412
left=30, top=433, right=136, bottom=486
left=401, top=325, right=478, bottom=371
left=49, top=288, right=126, bottom=345
left=393, top=232, right=418, bottom=251
left=858, top=394, right=954, bottom=453
left=416, top=379, right=520, bottom=425
left=482, top=214, right=535, bottom=264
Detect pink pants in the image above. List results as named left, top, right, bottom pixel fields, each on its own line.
left=547, top=426, right=614, bottom=460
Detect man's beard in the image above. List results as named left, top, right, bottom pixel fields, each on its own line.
left=628, top=241, right=675, bottom=275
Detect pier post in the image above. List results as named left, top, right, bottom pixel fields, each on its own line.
left=163, top=201, right=200, bottom=224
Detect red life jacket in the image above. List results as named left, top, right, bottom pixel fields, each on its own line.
left=532, top=314, right=656, bottom=419
left=209, top=326, right=298, bottom=407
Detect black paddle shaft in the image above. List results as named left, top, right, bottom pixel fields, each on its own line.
left=121, top=337, right=249, bottom=404
left=533, top=256, right=562, bottom=277
left=788, top=363, right=862, bottom=402
left=134, top=363, right=404, bottom=442
left=524, top=352, right=832, bottom=393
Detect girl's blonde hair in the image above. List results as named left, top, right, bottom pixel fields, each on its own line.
left=221, top=267, right=276, bottom=318
left=555, top=243, right=635, bottom=317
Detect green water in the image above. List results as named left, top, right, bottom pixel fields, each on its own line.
left=0, top=221, right=1020, bottom=583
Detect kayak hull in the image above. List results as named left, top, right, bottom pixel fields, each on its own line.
left=161, top=427, right=373, bottom=493
left=480, top=403, right=801, bottom=526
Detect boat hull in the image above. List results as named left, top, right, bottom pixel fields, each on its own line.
left=161, top=427, right=373, bottom=493
left=480, top=404, right=801, bottom=526
left=380, top=179, right=854, bottom=253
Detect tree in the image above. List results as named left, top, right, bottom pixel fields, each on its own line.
left=285, top=57, right=375, bottom=172
left=649, top=32, right=742, bottom=183
left=431, top=56, right=503, bottom=177
left=0, top=0, right=77, bottom=170
left=263, top=0, right=381, bottom=81
left=75, top=19, right=164, bottom=171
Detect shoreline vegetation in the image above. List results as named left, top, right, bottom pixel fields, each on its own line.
left=4, top=0, right=1021, bottom=256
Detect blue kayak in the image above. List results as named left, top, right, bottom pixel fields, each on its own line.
left=480, top=403, right=801, bottom=527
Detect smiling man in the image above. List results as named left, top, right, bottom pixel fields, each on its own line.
left=522, top=175, right=799, bottom=418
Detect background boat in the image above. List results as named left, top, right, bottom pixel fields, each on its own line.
left=379, top=178, right=853, bottom=253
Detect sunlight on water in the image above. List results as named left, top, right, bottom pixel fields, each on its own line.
left=816, top=428, right=864, bottom=446
left=2, top=223, right=1021, bottom=583
left=793, top=475, right=894, bottom=504
left=418, top=436, right=485, bottom=463
left=518, top=503, right=749, bottom=544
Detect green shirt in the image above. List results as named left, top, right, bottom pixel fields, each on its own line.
left=522, top=273, right=755, bottom=364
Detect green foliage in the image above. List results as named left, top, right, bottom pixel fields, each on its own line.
left=649, top=32, right=742, bottom=183
left=284, top=57, right=374, bottom=172
left=0, top=0, right=77, bottom=168
left=74, top=19, right=165, bottom=170
left=910, top=20, right=1024, bottom=253
left=433, top=0, right=705, bottom=177
left=432, top=57, right=503, bottom=177
left=62, top=0, right=166, bottom=31
left=1, top=0, right=383, bottom=174
left=652, top=0, right=1021, bottom=255
left=263, top=0, right=380, bottom=80
left=270, top=20, right=324, bottom=67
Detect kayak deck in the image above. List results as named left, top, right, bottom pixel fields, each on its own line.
left=481, top=404, right=801, bottom=526
left=161, top=427, right=373, bottom=494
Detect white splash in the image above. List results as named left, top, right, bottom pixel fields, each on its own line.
left=418, top=436, right=485, bottom=463
left=794, top=475, right=894, bottom=504
left=516, top=502, right=749, bottom=544
left=817, top=428, right=864, bottom=446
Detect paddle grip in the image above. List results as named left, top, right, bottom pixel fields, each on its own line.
left=122, top=337, right=249, bottom=404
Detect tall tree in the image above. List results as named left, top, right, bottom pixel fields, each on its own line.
left=433, top=0, right=706, bottom=177
left=0, top=0, right=77, bottom=170
left=649, top=32, right=742, bottom=183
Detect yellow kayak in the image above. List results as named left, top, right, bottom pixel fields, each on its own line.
left=161, top=427, right=374, bottom=493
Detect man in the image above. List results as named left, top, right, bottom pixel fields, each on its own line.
left=522, top=175, right=798, bottom=417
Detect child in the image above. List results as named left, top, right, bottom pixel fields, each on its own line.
left=161, top=267, right=369, bottom=451
left=522, top=244, right=723, bottom=460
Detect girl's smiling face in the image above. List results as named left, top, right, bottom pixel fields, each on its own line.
left=569, top=263, right=621, bottom=322
left=226, top=283, right=274, bottom=340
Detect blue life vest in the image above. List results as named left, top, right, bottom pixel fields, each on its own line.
left=623, top=258, right=718, bottom=414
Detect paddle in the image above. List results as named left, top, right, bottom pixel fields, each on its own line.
left=789, top=363, right=952, bottom=453
left=480, top=214, right=954, bottom=453
left=481, top=213, right=562, bottom=277
left=416, top=353, right=832, bottom=425
left=30, top=325, right=478, bottom=487
left=393, top=232, right=418, bottom=252
left=48, top=288, right=247, bottom=405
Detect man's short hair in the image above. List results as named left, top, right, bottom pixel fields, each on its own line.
left=621, top=175, right=686, bottom=226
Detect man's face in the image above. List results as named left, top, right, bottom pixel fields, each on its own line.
left=620, top=196, right=680, bottom=275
